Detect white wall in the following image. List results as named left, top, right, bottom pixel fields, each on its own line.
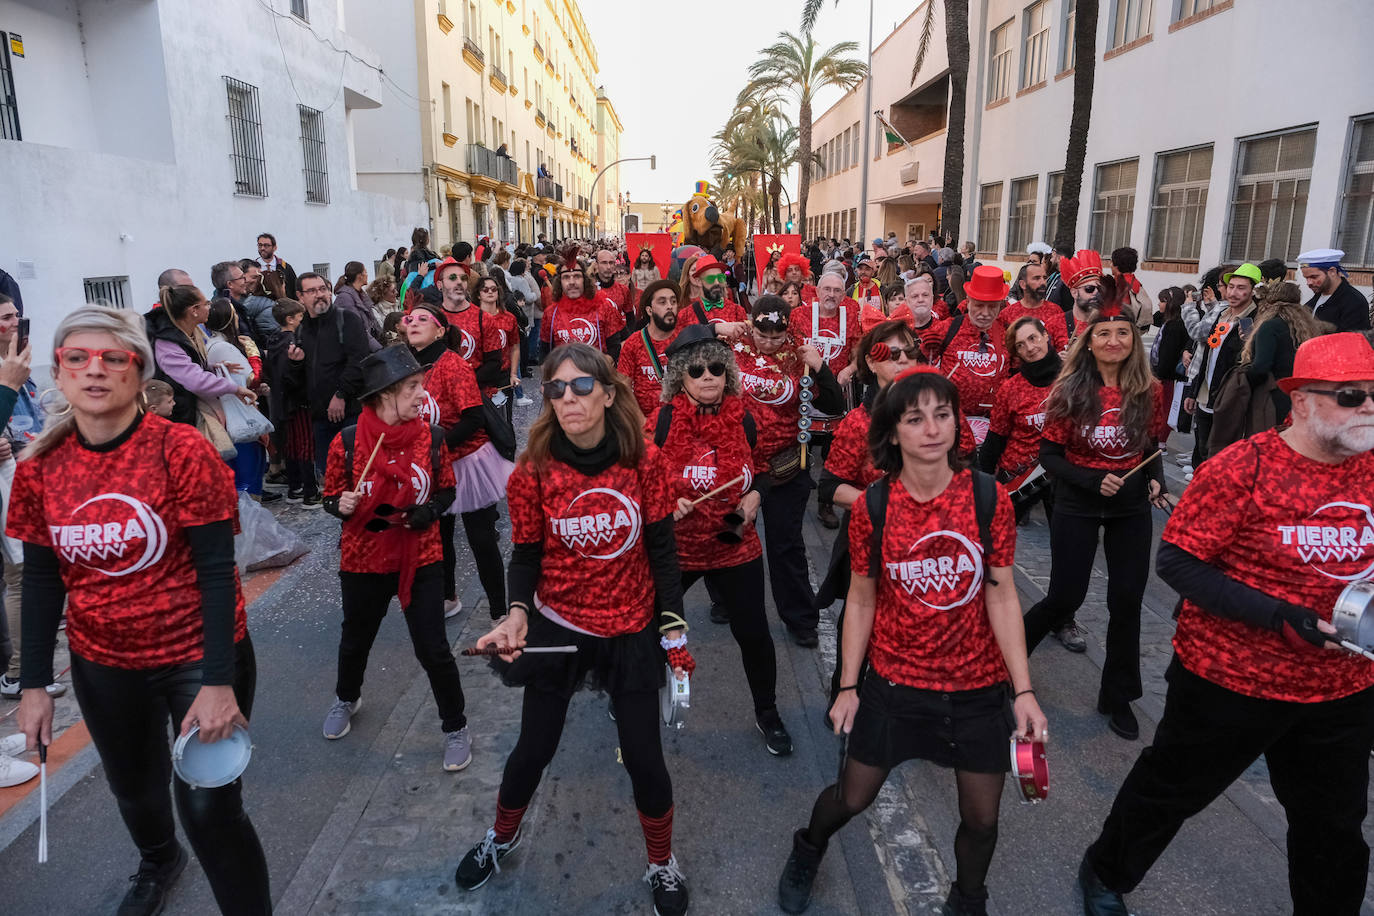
left=0, top=0, right=428, bottom=355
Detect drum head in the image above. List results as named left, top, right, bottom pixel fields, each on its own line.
left=660, top=665, right=678, bottom=727
left=172, top=725, right=253, bottom=789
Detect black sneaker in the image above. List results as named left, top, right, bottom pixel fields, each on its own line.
left=285, top=489, right=304, bottom=503
left=643, top=855, right=689, bottom=916
left=259, top=490, right=283, bottom=504
left=709, top=603, right=729, bottom=624
left=778, top=829, right=824, bottom=914
left=788, top=627, right=819, bottom=648
left=1097, top=698, right=1139, bottom=740
left=1078, top=855, right=1130, bottom=916
left=756, top=708, right=794, bottom=756
left=301, top=493, right=324, bottom=509
left=118, top=843, right=187, bottom=916
left=265, top=469, right=287, bottom=487
left=455, top=827, right=522, bottom=891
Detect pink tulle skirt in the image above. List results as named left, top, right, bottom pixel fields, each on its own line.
left=449, top=441, right=515, bottom=514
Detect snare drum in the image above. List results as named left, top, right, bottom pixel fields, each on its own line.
left=1332, top=580, right=1374, bottom=652
left=1010, top=736, right=1049, bottom=804
left=660, top=665, right=690, bottom=728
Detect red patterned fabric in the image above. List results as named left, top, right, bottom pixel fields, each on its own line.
left=322, top=416, right=453, bottom=578
left=485, top=308, right=519, bottom=371
left=824, top=406, right=883, bottom=488
left=848, top=471, right=1016, bottom=691
left=920, top=317, right=1009, bottom=416
left=440, top=304, right=503, bottom=374
left=597, top=281, right=634, bottom=323
left=507, top=445, right=674, bottom=636
left=542, top=295, right=626, bottom=353
left=678, top=298, right=747, bottom=327
left=647, top=395, right=764, bottom=571
left=788, top=300, right=862, bottom=376
left=616, top=329, right=674, bottom=416
left=285, top=408, right=313, bottom=460
left=1165, top=430, right=1374, bottom=702
left=7, top=415, right=246, bottom=670
left=418, top=348, right=486, bottom=459
left=999, top=301, right=1068, bottom=352
left=731, top=336, right=807, bottom=461
left=1041, top=383, right=1167, bottom=471
left=988, top=374, right=1052, bottom=474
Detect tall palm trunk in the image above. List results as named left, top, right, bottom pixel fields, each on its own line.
left=941, top=0, right=970, bottom=242
left=769, top=173, right=783, bottom=232
left=798, top=99, right=813, bottom=238
left=1056, top=0, right=1098, bottom=251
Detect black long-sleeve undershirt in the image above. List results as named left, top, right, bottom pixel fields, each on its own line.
left=445, top=404, right=486, bottom=450
left=473, top=349, right=505, bottom=388
left=1156, top=541, right=1287, bottom=633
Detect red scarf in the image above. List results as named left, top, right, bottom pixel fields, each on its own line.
left=346, top=405, right=431, bottom=606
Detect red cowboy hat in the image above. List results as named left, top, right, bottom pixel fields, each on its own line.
left=1278, top=333, right=1374, bottom=394
left=964, top=264, right=1010, bottom=302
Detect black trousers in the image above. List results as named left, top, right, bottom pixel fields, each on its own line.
left=441, top=505, right=506, bottom=616
left=1022, top=509, right=1152, bottom=708
left=1190, top=409, right=1213, bottom=469
left=682, top=557, right=777, bottom=714
left=312, top=417, right=345, bottom=478
left=335, top=563, right=467, bottom=732
left=760, top=468, right=817, bottom=633
left=499, top=683, right=672, bottom=818
left=71, top=638, right=271, bottom=915
left=1088, top=658, right=1374, bottom=914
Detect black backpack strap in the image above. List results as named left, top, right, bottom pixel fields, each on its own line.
left=937, top=313, right=965, bottom=361
left=970, top=469, right=1000, bottom=586
left=864, top=476, right=890, bottom=580
left=342, top=425, right=358, bottom=488
left=693, top=301, right=708, bottom=325
left=652, top=402, right=675, bottom=447
left=741, top=411, right=757, bottom=450
left=429, top=424, right=445, bottom=476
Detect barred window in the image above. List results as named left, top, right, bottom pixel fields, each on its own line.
left=1007, top=176, right=1039, bottom=253
left=1227, top=127, right=1316, bottom=263
left=1336, top=115, right=1374, bottom=269
left=312, top=263, right=331, bottom=284
left=1021, top=1, right=1050, bottom=88
left=1044, top=171, right=1064, bottom=243
left=1147, top=145, right=1212, bottom=261
left=298, top=104, right=329, bottom=204
left=0, top=32, right=19, bottom=141
left=1089, top=159, right=1139, bottom=254
left=84, top=276, right=131, bottom=309
left=1111, top=0, right=1153, bottom=49
left=225, top=77, right=267, bottom=197
left=978, top=182, right=1004, bottom=255
left=988, top=20, right=1014, bottom=103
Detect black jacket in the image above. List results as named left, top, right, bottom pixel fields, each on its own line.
left=1307, top=278, right=1370, bottom=333
left=144, top=307, right=206, bottom=426
left=298, top=304, right=371, bottom=421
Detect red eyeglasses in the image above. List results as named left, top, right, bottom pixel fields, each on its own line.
left=55, top=347, right=144, bottom=371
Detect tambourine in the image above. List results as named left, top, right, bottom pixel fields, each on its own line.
left=799, top=403, right=812, bottom=415
left=798, top=430, right=812, bottom=444
left=173, top=725, right=253, bottom=789
left=1010, top=736, right=1048, bottom=804
left=1332, top=580, right=1374, bottom=659
left=661, top=665, right=690, bottom=727
left=798, top=417, right=812, bottom=430
left=799, top=375, right=813, bottom=388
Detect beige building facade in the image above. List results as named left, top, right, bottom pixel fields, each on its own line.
left=400, top=0, right=624, bottom=247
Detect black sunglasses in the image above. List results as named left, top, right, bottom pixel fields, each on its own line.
left=687, top=362, right=728, bottom=379
left=1079, top=284, right=1101, bottom=294
left=1306, top=388, right=1374, bottom=408
left=542, top=376, right=598, bottom=400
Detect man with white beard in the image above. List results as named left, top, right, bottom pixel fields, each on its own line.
left=1079, top=332, right=1374, bottom=916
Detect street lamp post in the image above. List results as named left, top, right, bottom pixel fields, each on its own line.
left=590, top=155, right=656, bottom=238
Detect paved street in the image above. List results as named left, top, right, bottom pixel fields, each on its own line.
left=1, top=420, right=1372, bottom=915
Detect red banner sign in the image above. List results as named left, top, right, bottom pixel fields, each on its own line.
left=752, top=234, right=801, bottom=291
left=625, top=233, right=673, bottom=285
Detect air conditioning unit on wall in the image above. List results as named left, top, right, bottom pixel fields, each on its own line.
left=899, top=162, right=919, bottom=186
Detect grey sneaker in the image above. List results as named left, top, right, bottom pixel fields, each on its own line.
left=1053, top=621, right=1088, bottom=653
left=323, top=697, right=360, bottom=739
left=0, top=675, right=65, bottom=698
left=444, top=727, right=473, bottom=771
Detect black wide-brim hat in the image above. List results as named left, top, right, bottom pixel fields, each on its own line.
left=664, top=323, right=718, bottom=359
left=360, top=344, right=424, bottom=399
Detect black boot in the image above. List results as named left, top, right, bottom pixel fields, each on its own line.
left=941, top=882, right=989, bottom=916
left=118, top=842, right=187, bottom=916
left=778, top=828, right=825, bottom=914
left=1078, top=854, right=1130, bottom=915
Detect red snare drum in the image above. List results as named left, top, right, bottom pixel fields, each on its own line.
left=1010, top=737, right=1049, bottom=804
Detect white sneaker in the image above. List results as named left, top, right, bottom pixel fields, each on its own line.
left=0, top=675, right=65, bottom=699
left=445, top=597, right=463, bottom=619
left=0, top=752, right=38, bottom=788
left=0, top=733, right=28, bottom=757
left=515, top=395, right=534, bottom=407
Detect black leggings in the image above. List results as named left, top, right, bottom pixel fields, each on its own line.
left=1022, top=509, right=1152, bottom=707
left=682, top=557, right=777, bottom=715
left=805, top=758, right=1004, bottom=898
left=71, top=638, right=271, bottom=915
left=335, top=564, right=467, bottom=732
left=442, top=506, right=506, bottom=615
left=499, top=684, right=672, bottom=818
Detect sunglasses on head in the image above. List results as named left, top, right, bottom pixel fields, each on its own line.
left=56, top=347, right=143, bottom=371
left=687, top=362, right=728, bottom=379
left=542, top=376, right=598, bottom=400
left=1306, top=388, right=1374, bottom=408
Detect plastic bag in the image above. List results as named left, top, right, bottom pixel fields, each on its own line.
left=234, top=492, right=308, bottom=572
left=221, top=392, right=274, bottom=443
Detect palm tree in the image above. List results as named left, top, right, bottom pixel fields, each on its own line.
left=738, top=31, right=866, bottom=238
left=905, top=0, right=969, bottom=243
left=712, top=106, right=805, bottom=233
left=1055, top=0, right=1099, bottom=251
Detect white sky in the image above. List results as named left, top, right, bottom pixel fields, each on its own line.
left=579, top=0, right=920, bottom=204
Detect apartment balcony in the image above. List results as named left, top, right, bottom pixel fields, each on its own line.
left=462, top=37, right=485, bottom=74
left=537, top=177, right=563, bottom=202
left=534, top=108, right=546, bottom=128
left=489, top=65, right=508, bottom=93
left=532, top=39, right=544, bottom=62
left=466, top=144, right=518, bottom=186
left=577, top=194, right=589, bottom=212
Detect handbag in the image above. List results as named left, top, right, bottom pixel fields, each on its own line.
left=196, top=398, right=238, bottom=460
left=768, top=445, right=802, bottom=484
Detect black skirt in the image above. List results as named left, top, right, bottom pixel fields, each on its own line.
left=495, top=610, right=666, bottom=699
left=846, top=676, right=1014, bottom=774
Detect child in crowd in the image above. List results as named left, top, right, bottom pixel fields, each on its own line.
left=143, top=379, right=176, bottom=418
left=266, top=298, right=321, bottom=506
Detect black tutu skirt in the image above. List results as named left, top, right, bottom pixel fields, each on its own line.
left=846, top=676, right=1014, bottom=774
left=494, top=610, right=666, bottom=699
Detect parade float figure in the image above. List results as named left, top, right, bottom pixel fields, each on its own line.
left=680, top=182, right=746, bottom=260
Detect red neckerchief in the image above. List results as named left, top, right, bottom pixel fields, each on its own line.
left=347, top=406, right=430, bottom=606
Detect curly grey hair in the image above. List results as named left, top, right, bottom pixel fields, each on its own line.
left=659, top=337, right=741, bottom=403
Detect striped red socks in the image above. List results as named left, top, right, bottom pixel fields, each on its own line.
left=493, top=797, right=527, bottom=844
left=638, top=806, right=674, bottom=865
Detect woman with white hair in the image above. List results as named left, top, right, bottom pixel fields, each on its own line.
left=15, top=306, right=270, bottom=915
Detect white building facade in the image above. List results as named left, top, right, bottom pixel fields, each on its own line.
left=808, top=0, right=1374, bottom=298
left=0, top=0, right=429, bottom=352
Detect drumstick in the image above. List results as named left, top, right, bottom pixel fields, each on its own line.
left=686, top=473, right=748, bottom=508
left=1338, top=639, right=1374, bottom=663
left=37, top=742, right=47, bottom=864
left=355, top=434, right=386, bottom=490
left=1119, top=449, right=1162, bottom=482
left=460, top=644, right=578, bottom=656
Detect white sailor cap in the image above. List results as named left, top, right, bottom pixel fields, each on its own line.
left=1297, top=248, right=1344, bottom=268
left=1026, top=242, right=1053, bottom=256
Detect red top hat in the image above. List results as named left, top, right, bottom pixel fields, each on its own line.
left=964, top=264, right=1011, bottom=302
left=1278, top=333, right=1374, bottom=394
left=1060, top=250, right=1103, bottom=288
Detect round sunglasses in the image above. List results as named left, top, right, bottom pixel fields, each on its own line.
left=687, top=362, right=728, bottom=379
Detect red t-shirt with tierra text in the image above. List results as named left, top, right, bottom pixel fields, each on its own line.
left=441, top=305, right=503, bottom=374
left=418, top=348, right=486, bottom=459
left=788, top=300, right=862, bottom=377
left=1041, top=383, right=1167, bottom=471
left=922, top=317, right=1009, bottom=416
left=827, top=404, right=978, bottom=486
left=849, top=471, right=1016, bottom=691
left=542, top=294, right=626, bottom=354
left=732, top=336, right=807, bottom=461
left=988, top=374, right=1052, bottom=474
left=507, top=444, right=674, bottom=636
left=616, top=329, right=674, bottom=417
left=1164, top=430, right=1374, bottom=703
left=7, top=415, right=246, bottom=670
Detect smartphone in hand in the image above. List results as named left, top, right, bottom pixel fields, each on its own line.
left=16, top=317, right=28, bottom=354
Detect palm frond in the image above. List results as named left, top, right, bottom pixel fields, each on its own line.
left=911, top=0, right=937, bottom=84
